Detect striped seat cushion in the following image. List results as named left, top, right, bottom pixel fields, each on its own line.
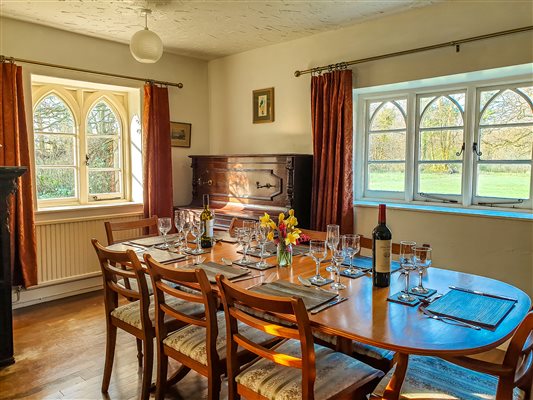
left=236, top=339, right=384, bottom=400
left=163, top=312, right=275, bottom=366
left=372, top=355, right=526, bottom=400
left=110, top=293, right=204, bottom=330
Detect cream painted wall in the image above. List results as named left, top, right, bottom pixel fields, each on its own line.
left=207, top=1, right=533, bottom=296
left=0, top=17, right=209, bottom=206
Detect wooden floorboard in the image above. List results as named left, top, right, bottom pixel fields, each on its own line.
left=0, top=291, right=223, bottom=400
left=0, top=289, right=505, bottom=400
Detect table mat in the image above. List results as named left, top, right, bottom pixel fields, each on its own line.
left=129, top=233, right=180, bottom=247
left=233, top=259, right=276, bottom=271
left=250, top=280, right=337, bottom=311
left=426, top=289, right=516, bottom=328
left=134, top=248, right=187, bottom=264
left=342, top=255, right=401, bottom=272
left=107, top=243, right=145, bottom=253
left=237, top=246, right=273, bottom=258
left=214, top=232, right=238, bottom=243
left=193, top=262, right=250, bottom=283
left=387, top=291, right=420, bottom=307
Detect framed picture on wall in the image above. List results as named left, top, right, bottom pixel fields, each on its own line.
left=253, top=87, right=275, bottom=123
left=170, top=122, right=191, bottom=147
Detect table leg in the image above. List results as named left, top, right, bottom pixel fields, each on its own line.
left=382, top=352, right=408, bottom=400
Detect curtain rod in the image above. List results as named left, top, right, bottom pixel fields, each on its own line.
left=294, top=26, right=533, bottom=77
left=0, top=55, right=184, bottom=88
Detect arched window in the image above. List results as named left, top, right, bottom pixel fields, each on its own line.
left=33, top=93, right=77, bottom=200
left=86, top=100, right=123, bottom=199
left=417, top=93, right=465, bottom=197
left=475, top=87, right=533, bottom=200
left=32, top=81, right=133, bottom=207
left=366, top=99, right=407, bottom=192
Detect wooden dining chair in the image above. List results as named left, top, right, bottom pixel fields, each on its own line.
left=144, top=254, right=277, bottom=400
left=216, top=274, right=384, bottom=400
left=91, top=239, right=204, bottom=400
left=371, top=311, right=533, bottom=400
left=104, top=215, right=159, bottom=245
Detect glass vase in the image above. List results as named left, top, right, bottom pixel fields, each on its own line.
left=277, top=242, right=293, bottom=268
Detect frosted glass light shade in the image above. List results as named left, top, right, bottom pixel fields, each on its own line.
left=130, top=29, right=163, bottom=63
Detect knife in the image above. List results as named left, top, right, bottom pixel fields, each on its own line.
left=449, top=286, right=517, bottom=302
left=310, top=297, right=348, bottom=315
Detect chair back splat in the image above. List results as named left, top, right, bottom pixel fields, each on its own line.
left=217, top=274, right=318, bottom=400
left=104, top=215, right=158, bottom=245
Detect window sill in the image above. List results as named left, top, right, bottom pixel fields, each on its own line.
left=354, top=200, right=533, bottom=221
left=35, top=202, right=144, bottom=225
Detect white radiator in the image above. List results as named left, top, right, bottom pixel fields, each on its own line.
left=35, top=213, right=143, bottom=285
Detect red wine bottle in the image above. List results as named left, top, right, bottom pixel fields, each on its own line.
left=372, top=204, right=392, bottom=287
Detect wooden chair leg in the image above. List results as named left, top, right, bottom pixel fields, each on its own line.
left=155, top=352, right=168, bottom=400
left=101, top=324, right=117, bottom=393
left=140, top=338, right=153, bottom=400
left=207, top=373, right=221, bottom=400
left=136, top=338, right=143, bottom=367
left=166, top=364, right=192, bottom=387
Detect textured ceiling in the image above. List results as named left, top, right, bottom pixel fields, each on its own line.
left=0, top=0, right=440, bottom=60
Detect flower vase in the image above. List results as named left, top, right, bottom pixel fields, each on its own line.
left=277, top=242, right=293, bottom=268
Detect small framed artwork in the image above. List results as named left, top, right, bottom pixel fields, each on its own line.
left=170, top=122, right=191, bottom=147
left=253, top=87, right=275, bottom=124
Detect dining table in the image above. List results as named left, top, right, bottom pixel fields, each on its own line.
left=110, top=232, right=532, bottom=400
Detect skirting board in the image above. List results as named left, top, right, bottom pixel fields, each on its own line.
left=12, top=274, right=103, bottom=309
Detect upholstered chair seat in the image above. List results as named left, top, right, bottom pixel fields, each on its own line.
left=371, top=355, right=526, bottom=400
left=162, top=311, right=275, bottom=366
left=235, top=339, right=383, bottom=400
left=111, top=294, right=204, bottom=330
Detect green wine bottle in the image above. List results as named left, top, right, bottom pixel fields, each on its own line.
left=200, top=194, right=214, bottom=248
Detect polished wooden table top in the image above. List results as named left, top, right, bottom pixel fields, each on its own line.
left=155, top=238, right=531, bottom=358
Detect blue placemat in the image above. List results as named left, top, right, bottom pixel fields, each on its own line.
left=426, top=289, right=516, bottom=329
left=342, top=255, right=401, bottom=272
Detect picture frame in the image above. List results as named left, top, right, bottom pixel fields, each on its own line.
left=170, top=122, right=191, bottom=147
left=253, top=87, right=275, bottom=123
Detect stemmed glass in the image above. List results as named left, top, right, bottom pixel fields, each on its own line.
left=342, top=234, right=361, bottom=277
left=181, top=212, right=191, bottom=250
left=330, top=244, right=346, bottom=290
left=173, top=210, right=185, bottom=252
left=241, top=227, right=253, bottom=264
left=190, top=213, right=204, bottom=254
left=412, top=246, right=432, bottom=294
left=325, top=224, right=340, bottom=272
left=398, top=241, right=416, bottom=301
left=309, top=240, right=327, bottom=285
left=255, top=223, right=271, bottom=269
left=157, top=217, right=172, bottom=249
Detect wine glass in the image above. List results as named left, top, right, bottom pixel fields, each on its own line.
left=412, top=246, right=432, bottom=294
left=398, top=241, right=416, bottom=301
left=255, top=223, right=271, bottom=268
left=309, top=240, right=327, bottom=285
left=330, top=244, right=346, bottom=290
left=181, top=212, right=191, bottom=250
left=174, top=210, right=185, bottom=251
left=240, top=227, right=253, bottom=264
left=325, top=224, right=340, bottom=272
left=342, top=234, right=361, bottom=277
left=190, top=213, right=203, bottom=254
left=157, top=217, right=172, bottom=249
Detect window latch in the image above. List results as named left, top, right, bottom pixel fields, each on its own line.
left=85, top=154, right=90, bottom=166
left=455, top=143, right=465, bottom=157
left=472, top=142, right=483, bottom=157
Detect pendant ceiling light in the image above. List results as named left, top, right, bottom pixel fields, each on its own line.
left=130, top=8, right=163, bottom=63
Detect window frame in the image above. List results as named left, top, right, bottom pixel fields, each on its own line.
left=355, top=72, right=533, bottom=211
left=31, top=83, right=132, bottom=208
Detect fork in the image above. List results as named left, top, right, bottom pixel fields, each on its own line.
left=420, top=307, right=481, bottom=330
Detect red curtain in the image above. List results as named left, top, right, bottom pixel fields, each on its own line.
left=142, top=83, right=173, bottom=219
left=310, top=70, right=354, bottom=234
left=0, top=62, right=38, bottom=287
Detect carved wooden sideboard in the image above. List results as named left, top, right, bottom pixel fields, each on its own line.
left=179, top=154, right=313, bottom=229
left=0, top=166, right=27, bottom=367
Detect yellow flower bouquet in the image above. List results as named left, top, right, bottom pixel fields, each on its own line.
left=260, top=209, right=301, bottom=267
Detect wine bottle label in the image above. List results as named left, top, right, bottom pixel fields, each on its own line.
left=375, top=240, right=391, bottom=273
left=206, top=219, right=214, bottom=238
